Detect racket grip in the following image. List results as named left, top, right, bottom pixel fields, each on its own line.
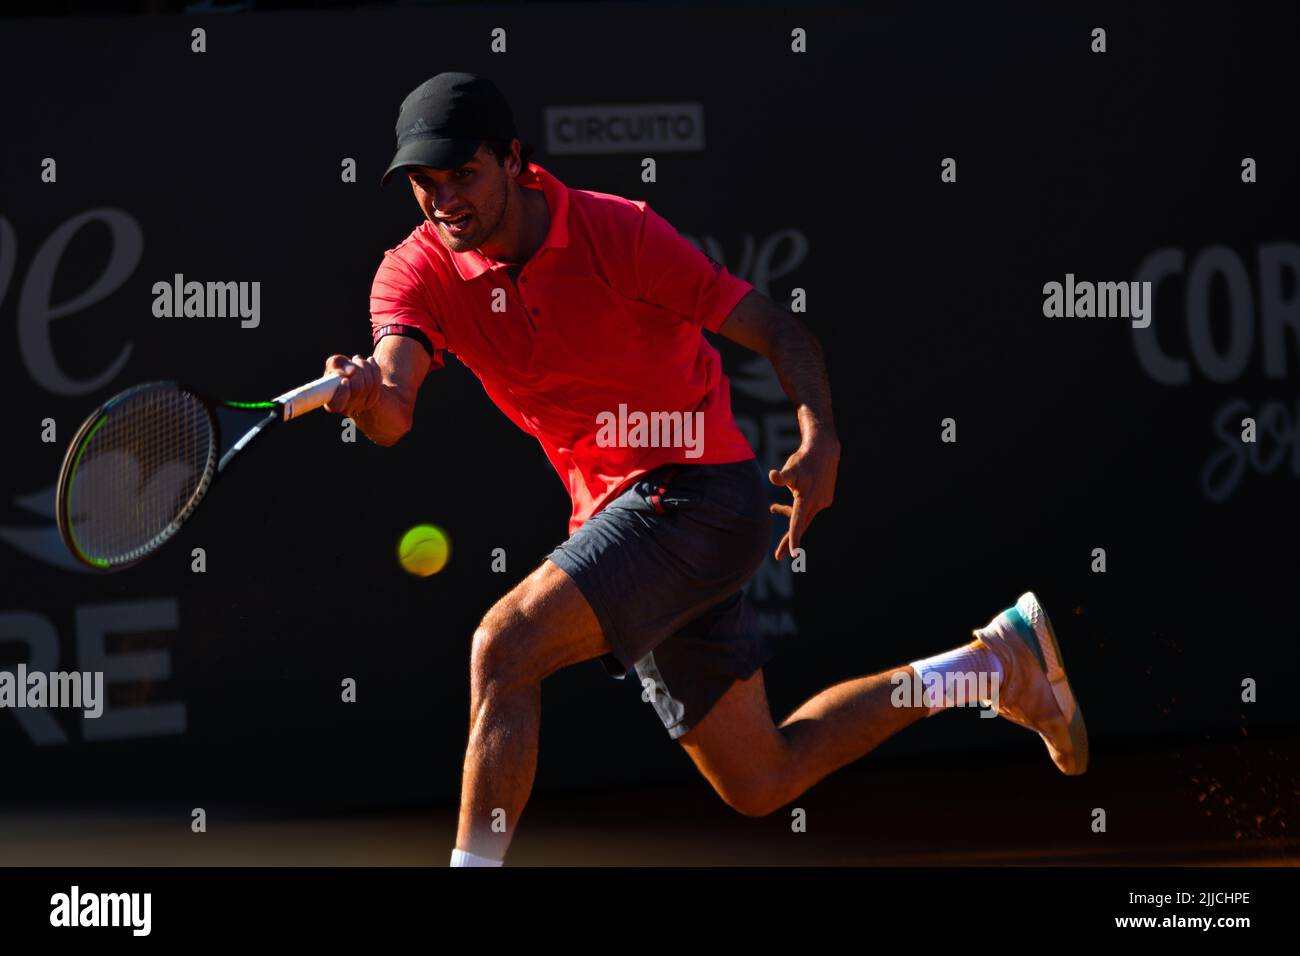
left=276, top=373, right=343, bottom=421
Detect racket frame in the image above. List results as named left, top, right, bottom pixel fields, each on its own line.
left=56, top=381, right=222, bottom=571
left=55, top=372, right=340, bottom=572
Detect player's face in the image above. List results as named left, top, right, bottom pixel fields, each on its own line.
left=406, top=146, right=513, bottom=253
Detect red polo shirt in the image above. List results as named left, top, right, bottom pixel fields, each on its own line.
left=369, top=162, right=756, bottom=533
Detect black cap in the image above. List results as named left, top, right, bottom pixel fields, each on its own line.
left=381, top=72, right=518, bottom=185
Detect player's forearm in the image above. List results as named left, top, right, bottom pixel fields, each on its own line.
left=767, top=320, right=837, bottom=441
left=324, top=337, right=430, bottom=445
left=353, top=385, right=414, bottom=446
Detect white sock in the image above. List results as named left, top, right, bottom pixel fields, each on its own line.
left=908, top=641, right=1003, bottom=715
left=451, top=848, right=503, bottom=867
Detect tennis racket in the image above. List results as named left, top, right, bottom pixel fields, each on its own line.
left=55, top=372, right=343, bottom=571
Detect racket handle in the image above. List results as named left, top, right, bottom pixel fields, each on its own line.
left=275, top=373, right=343, bottom=421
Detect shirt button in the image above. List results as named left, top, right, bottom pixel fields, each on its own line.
left=520, top=276, right=527, bottom=283
left=531, top=307, right=539, bottom=316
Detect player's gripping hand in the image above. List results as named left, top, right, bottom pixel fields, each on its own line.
left=322, top=353, right=383, bottom=417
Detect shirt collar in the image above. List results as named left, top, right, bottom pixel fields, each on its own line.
left=449, top=162, right=570, bottom=281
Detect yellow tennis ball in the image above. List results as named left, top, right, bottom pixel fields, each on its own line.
left=397, top=524, right=450, bottom=577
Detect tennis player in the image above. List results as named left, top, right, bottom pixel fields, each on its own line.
left=322, top=73, right=1088, bottom=866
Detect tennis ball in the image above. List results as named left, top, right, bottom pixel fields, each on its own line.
left=397, top=524, right=451, bottom=577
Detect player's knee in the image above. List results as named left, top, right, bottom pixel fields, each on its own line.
left=470, top=615, right=542, bottom=693
left=717, top=776, right=788, bottom=819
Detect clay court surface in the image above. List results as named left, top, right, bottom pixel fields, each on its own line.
left=3, top=734, right=1293, bottom=867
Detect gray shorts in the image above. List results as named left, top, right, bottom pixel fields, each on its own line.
left=547, top=458, right=776, bottom=740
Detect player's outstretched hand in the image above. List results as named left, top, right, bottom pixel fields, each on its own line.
left=322, top=353, right=383, bottom=417
left=768, top=429, right=840, bottom=561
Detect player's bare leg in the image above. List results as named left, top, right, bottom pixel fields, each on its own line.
left=454, top=559, right=611, bottom=864
left=679, top=665, right=929, bottom=816
left=681, top=593, right=1087, bottom=816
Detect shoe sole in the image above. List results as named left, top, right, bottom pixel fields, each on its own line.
left=1006, top=592, right=1089, bottom=775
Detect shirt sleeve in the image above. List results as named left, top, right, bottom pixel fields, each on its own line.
left=632, top=204, right=754, bottom=332
left=369, top=249, right=447, bottom=369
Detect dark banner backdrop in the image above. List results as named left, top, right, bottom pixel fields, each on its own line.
left=1, top=2, right=1297, bottom=810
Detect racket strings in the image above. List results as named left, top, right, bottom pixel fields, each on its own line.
left=67, top=385, right=216, bottom=565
